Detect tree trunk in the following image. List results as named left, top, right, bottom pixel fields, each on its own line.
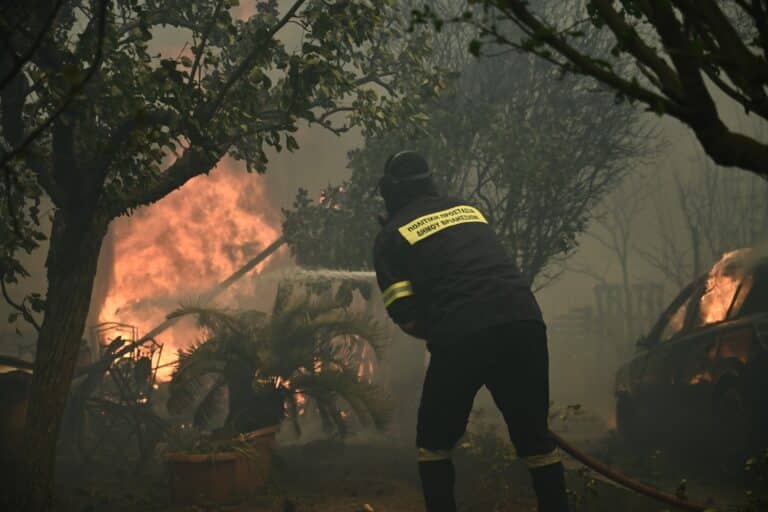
left=9, top=208, right=109, bottom=512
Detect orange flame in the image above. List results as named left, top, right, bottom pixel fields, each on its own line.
left=698, top=249, right=752, bottom=326
left=95, top=158, right=282, bottom=380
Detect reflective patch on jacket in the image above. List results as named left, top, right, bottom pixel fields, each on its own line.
left=397, top=205, right=488, bottom=245
left=382, top=280, right=414, bottom=308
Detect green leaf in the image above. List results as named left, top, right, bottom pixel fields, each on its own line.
left=468, top=39, right=482, bottom=57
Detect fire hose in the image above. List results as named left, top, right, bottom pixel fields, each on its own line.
left=549, top=431, right=709, bottom=511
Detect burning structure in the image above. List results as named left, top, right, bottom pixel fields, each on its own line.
left=92, top=159, right=282, bottom=381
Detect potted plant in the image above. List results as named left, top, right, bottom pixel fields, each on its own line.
left=164, top=425, right=272, bottom=505
left=165, top=282, right=391, bottom=502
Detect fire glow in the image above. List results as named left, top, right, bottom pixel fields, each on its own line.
left=95, top=159, right=281, bottom=380
left=698, top=249, right=750, bottom=326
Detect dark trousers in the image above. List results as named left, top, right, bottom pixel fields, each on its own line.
left=417, top=320, right=554, bottom=457
left=416, top=320, right=568, bottom=512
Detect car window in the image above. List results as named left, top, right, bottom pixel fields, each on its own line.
left=739, top=264, right=768, bottom=316
left=726, top=274, right=754, bottom=319
left=695, top=251, right=750, bottom=327
left=661, top=295, right=692, bottom=342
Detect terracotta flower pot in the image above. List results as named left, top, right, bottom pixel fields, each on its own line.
left=244, top=424, right=279, bottom=450
left=166, top=425, right=278, bottom=505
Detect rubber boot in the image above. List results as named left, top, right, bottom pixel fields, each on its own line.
left=418, top=459, right=457, bottom=512
left=529, top=462, right=570, bottom=512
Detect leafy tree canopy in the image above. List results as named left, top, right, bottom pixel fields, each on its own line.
left=0, top=0, right=441, bottom=311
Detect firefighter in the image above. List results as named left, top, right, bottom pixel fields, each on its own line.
left=373, top=150, right=570, bottom=512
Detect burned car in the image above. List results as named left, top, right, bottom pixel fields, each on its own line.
left=615, top=249, right=768, bottom=452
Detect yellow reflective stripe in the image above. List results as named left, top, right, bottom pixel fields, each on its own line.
left=398, top=205, right=488, bottom=245
left=418, top=448, right=452, bottom=462
left=523, top=449, right=561, bottom=469
left=382, top=280, right=414, bottom=307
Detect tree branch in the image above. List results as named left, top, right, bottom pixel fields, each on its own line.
left=750, top=0, right=768, bottom=57
left=702, top=63, right=768, bottom=119
left=495, top=2, right=685, bottom=117
left=0, top=278, right=41, bottom=332
left=673, top=0, right=768, bottom=89
left=487, top=1, right=768, bottom=174
left=590, top=0, right=684, bottom=99
left=86, top=109, right=175, bottom=191
left=189, top=0, right=225, bottom=87
left=107, top=142, right=224, bottom=217
left=645, top=0, right=768, bottom=172
left=201, top=0, right=308, bottom=120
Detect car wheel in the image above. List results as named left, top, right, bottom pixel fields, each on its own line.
left=616, top=393, right=640, bottom=444
left=712, top=375, right=751, bottom=454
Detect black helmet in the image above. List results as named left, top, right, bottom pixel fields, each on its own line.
left=378, top=150, right=435, bottom=217
left=383, top=150, right=431, bottom=183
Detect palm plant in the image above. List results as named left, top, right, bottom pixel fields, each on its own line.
left=166, top=282, right=390, bottom=437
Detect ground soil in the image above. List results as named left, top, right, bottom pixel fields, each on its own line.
left=53, top=437, right=755, bottom=512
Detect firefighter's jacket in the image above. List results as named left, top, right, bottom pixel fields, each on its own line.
left=373, top=195, right=543, bottom=345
